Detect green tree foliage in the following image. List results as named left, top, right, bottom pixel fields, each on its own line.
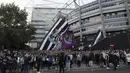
left=0, top=3, right=36, bottom=49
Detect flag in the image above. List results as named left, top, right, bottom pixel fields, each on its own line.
left=48, top=36, right=57, bottom=45
left=92, top=30, right=103, bottom=46
left=62, top=38, right=73, bottom=49
left=39, top=18, right=64, bottom=50
left=39, top=16, right=68, bottom=50
left=61, top=29, right=75, bottom=49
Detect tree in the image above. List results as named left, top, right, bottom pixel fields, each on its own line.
left=0, top=3, right=36, bottom=49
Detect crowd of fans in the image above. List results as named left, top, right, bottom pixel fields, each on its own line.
left=0, top=49, right=130, bottom=73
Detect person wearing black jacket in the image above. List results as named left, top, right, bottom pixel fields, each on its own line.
left=89, top=52, right=94, bottom=71
left=22, top=55, right=29, bottom=73
left=1, top=59, right=7, bottom=73
left=0, top=57, right=2, bottom=73
left=36, top=55, right=42, bottom=72
left=111, top=53, right=119, bottom=70
left=83, top=54, right=89, bottom=67
left=58, top=52, right=65, bottom=73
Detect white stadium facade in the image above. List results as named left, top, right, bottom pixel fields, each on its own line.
left=30, top=7, right=73, bottom=48
left=39, top=0, right=130, bottom=50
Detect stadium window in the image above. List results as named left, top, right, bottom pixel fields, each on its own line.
left=117, top=13, right=124, bottom=17
left=106, top=24, right=109, bottom=27
left=89, top=9, right=92, bottom=11
left=102, top=5, right=105, bottom=8
left=124, top=14, right=127, bottom=17
left=119, top=2, right=124, bottom=5
left=105, top=14, right=110, bottom=19
left=106, top=5, right=109, bottom=7
left=93, top=3, right=95, bottom=6
left=82, top=28, right=86, bottom=31
left=106, top=0, right=113, bottom=2
left=95, top=2, right=98, bottom=5
left=121, top=14, right=125, bottom=17
left=124, top=22, right=127, bottom=25
left=112, top=13, right=116, bottom=18
left=81, top=20, right=84, bottom=24
left=104, top=16, right=107, bottom=19
left=88, top=5, right=91, bottom=7
left=101, top=0, right=105, bottom=3
left=102, top=5, right=106, bottom=8
left=74, top=30, right=80, bottom=33
left=105, top=0, right=109, bottom=2
left=112, top=3, right=116, bottom=6
left=109, top=4, right=113, bottom=7
left=84, top=19, right=89, bottom=23
left=118, top=23, right=122, bottom=26
left=81, top=20, right=84, bottom=25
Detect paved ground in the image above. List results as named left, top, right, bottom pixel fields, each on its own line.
left=39, top=63, right=126, bottom=72
left=66, top=67, right=130, bottom=73
left=29, top=63, right=127, bottom=73
left=41, top=67, right=130, bottom=73
left=40, top=64, right=99, bottom=72
left=5, top=63, right=129, bottom=73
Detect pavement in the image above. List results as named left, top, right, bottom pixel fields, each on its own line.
left=40, top=64, right=99, bottom=72
left=66, top=67, right=130, bottom=73
left=5, top=63, right=128, bottom=73
left=29, top=63, right=127, bottom=73
left=29, top=64, right=99, bottom=73
left=39, top=67, right=130, bottom=73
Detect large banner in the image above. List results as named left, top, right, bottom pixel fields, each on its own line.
left=61, top=30, right=75, bottom=49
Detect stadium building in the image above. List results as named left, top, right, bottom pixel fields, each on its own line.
left=30, top=7, right=73, bottom=48
left=39, top=0, right=130, bottom=50
left=67, top=0, right=130, bottom=50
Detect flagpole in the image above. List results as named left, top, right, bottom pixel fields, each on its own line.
left=74, top=0, right=83, bottom=50
left=98, top=0, right=106, bottom=38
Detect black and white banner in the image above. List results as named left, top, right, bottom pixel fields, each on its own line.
left=92, top=30, right=103, bottom=46
left=39, top=17, right=68, bottom=50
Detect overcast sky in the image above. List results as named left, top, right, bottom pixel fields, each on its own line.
left=0, top=0, right=96, bottom=21
left=0, top=0, right=96, bottom=9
